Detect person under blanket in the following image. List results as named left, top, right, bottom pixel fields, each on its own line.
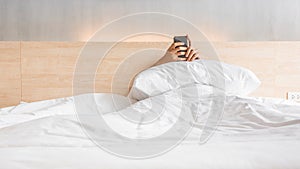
left=154, top=36, right=200, bottom=66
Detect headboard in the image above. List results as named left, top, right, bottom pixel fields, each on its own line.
left=0, top=41, right=299, bottom=108
left=0, top=42, right=21, bottom=108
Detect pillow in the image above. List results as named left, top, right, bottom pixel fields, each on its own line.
left=128, top=60, right=261, bottom=100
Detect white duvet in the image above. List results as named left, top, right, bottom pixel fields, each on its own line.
left=0, top=84, right=300, bottom=169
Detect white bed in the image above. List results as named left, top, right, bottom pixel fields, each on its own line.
left=1, top=82, right=300, bottom=169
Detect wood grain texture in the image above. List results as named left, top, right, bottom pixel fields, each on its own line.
left=1, top=41, right=300, bottom=107
left=0, top=42, right=21, bottom=107
left=21, top=42, right=84, bottom=102
left=21, top=42, right=167, bottom=102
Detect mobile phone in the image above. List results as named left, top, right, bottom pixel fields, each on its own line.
left=173, top=36, right=189, bottom=58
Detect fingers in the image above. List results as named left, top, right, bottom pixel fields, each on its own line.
left=190, top=53, right=199, bottom=61
left=177, top=57, right=187, bottom=61
left=167, top=40, right=199, bottom=62
left=175, top=46, right=188, bottom=51
left=187, top=50, right=195, bottom=61
left=185, top=47, right=193, bottom=60
left=185, top=47, right=199, bottom=61
left=175, top=46, right=188, bottom=56
left=170, top=42, right=185, bottom=50
left=168, top=42, right=188, bottom=58
left=177, top=51, right=186, bottom=56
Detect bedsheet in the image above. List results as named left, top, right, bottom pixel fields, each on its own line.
left=0, top=85, right=300, bottom=169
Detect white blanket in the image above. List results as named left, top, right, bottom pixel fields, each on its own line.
left=0, top=85, right=300, bottom=169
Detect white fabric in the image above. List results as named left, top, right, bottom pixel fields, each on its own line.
left=0, top=93, right=135, bottom=129
left=128, top=60, right=261, bottom=100
left=0, top=86, right=300, bottom=169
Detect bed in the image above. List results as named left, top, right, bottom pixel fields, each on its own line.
left=0, top=41, right=300, bottom=168
left=1, top=89, right=300, bottom=169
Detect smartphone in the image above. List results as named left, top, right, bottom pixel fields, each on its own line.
left=173, top=36, right=190, bottom=58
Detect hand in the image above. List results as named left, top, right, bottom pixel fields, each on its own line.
left=183, top=35, right=199, bottom=61
left=154, top=42, right=187, bottom=66
left=167, top=42, right=190, bottom=61
left=154, top=35, right=200, bottom=66
left=164, top=35, right=199, bottom=62
left=185, top=46, right=200, bottom=62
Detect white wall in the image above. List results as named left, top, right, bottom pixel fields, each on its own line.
left=0, top=0, right=300, bottom=41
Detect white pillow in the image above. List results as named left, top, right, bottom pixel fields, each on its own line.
left=128, top=60, right=261, bottom=100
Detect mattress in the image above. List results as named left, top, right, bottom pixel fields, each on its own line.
left=0, top=85, right=300, bottom=169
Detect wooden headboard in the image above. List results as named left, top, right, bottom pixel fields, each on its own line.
left=0, top=41, right=299, bottom=108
